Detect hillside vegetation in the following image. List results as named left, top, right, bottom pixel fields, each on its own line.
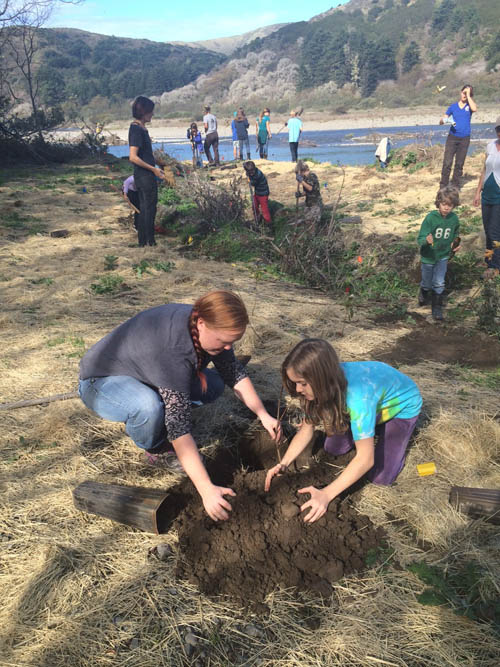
left=159, top=0, right=500, bottom=116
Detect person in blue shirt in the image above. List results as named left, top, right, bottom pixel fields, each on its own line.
left=439, top=85, right=477, bottom=189
left=473, top=116, right=500, bottom=279
left=265, top=339, right=422, bottom=523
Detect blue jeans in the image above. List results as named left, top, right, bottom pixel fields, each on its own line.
left=421, top=258, right=448, bottom=295
left=239, top=138, right=250, bottom=158
left=482, top=202, right=500, bottom=270
left=78, top=369, right=224, bottom=452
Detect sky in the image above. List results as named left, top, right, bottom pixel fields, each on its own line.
left=47, top=1, right=350, bottom=43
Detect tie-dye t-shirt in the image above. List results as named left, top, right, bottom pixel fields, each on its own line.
left=341, top=362, right=422, bottom=440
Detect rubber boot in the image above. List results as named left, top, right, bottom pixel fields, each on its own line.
left=432, top=291, right=443, bottom=320
left=418, top=287, right=430, bottom=306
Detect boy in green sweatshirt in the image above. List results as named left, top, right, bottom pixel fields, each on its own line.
left=417, top=186, right=461, bottom=320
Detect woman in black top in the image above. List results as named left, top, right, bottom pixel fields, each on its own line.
left=128, top=96, right=165, bottom=246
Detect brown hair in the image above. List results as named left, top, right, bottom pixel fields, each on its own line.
left=282, top=339, right=349, bottom=435
left=236, top=108, right=246, bottom=121
left=435, top=185, right=459, bottom=209
left=189, top=290, right=249, bottom=392
left=461, top=84, right=474, bottom=98
left=132, top=96, right=154, bottom=120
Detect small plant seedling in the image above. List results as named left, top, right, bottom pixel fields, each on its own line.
left=90, top=274, right=124, bottom=294
left=29, top=277, right=54, bottom=286
left=104, top=255, right=118, bottom=271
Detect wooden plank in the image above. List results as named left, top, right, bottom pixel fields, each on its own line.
left=73, top=481, right=169, bottom=534
left=449, top=486, right=500, bottom=525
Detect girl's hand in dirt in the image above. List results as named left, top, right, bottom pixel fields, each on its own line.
left=426, top=233, right=433, bottom=244
left=264, top=463, right=288, bottom=492
left=259, top=413, right=282, bottom=442
left=298, top=486, right=330, bottom=523
left=201, top=485, right=236, bottom=521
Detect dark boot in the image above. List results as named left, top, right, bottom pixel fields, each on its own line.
left=432, top=291, right=443, bottom=320
left=418, top=287, right=430, bottom=306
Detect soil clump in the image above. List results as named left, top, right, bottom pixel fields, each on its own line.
left=174, top=460, right=385, bottom=608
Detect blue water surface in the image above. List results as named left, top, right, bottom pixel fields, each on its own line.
left=107, top=123, right=495, bottom=167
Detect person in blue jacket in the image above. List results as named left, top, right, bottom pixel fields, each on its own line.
left=439, top=85, right=477, bottom=189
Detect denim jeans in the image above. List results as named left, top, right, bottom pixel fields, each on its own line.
left=204, top=132, right=219, bottom=164
left=238, top=138, right=250, bottom=158
left=482, top=202, right=500, bottom=270
left=421, top=258, right=448, bottom=294
left=289, top=141, right=299, bottom=162
left=258, top=139, right=268, bottom=158
left=78, top=369, right=224, bottom=452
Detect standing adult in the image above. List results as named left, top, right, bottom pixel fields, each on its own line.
left=203, top=105, right=220, bottom=166
left=288, top=109, right=303, bottom=163
left=439, top=85, right=477, bottom=189
left=473, top=117, right=500, bottom=279
left=235, top=108, right=250, bottom=161
left=79, top=290, right=280, bottom=522
left=256, top=108, right=272, bottom=159
left=231, top=111, right=240, bottom=160
left=128, top=96, right=165, bottom=247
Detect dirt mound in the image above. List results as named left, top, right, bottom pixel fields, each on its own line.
left=173, top=462, right=385, bottom=609
left=374, top=325, right=500, bottom=369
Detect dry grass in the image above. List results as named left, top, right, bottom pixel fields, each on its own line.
left=1, top=158, right=499, bottom=666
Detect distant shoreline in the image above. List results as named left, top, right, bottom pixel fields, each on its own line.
left=53, top=106, right=498, bottom=144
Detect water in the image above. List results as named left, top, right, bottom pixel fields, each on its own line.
left=106, top=123, right=495, bottom=167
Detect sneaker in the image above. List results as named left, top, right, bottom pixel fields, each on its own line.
left=143, top=450, right=186, bottom=474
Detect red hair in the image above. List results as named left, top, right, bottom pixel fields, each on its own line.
left=189, top=290, right=249, bottom=392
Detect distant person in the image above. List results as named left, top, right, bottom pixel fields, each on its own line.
left=295, top=160, right=323, bottom=227
left=473, top=116, right=500, bottom=280
left=187, top=122, right=204, bottom=168
left=417, top=186, right=461, bottom=320
left=122, top=175, right=140, bottom=229
left=288, top=109, right=303, bottom=162
left=235, top=108, right=250, bottom=161
left=264, top=338, right=422, bottom=523
left=243, top=161, right=271, bottom=224
left=375, top=137, right=391, bottom=168
left=128, top=96, right=165, bottom=247
left=439, top=85, right=477, bottom=189
left=229, top=111, right=239, bottom=160
left=203, top=105, right=220, bottom=166
left=256, top=108, right=272, bottom=159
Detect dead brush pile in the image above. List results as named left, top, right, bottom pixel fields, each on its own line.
left=176, top=171, right=246, bottom=230
left=276, top=214, right=350, bottom=291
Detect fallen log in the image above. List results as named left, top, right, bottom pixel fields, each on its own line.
left=449, top=486, right=500, bottom=525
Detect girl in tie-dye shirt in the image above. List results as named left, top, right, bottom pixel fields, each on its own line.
left=265, top=339, right=422, bottom=523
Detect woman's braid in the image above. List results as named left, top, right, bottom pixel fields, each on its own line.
left=189, top=308, right=207, bottom=393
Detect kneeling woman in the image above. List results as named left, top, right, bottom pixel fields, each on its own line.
left=79, top=290, right=279, bottom=521
left=265, top=339, right=422, bottom=523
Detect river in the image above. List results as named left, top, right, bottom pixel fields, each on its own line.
left=106, top=123, right=495, bottom=166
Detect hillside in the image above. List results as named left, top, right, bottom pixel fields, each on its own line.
left=157, top=0, right=500, bottom=116
left=5, top=27, right=226, bottom=119
left=4, top=0, right=500, bottom=123
left=169, top=23, right=288, bottom=56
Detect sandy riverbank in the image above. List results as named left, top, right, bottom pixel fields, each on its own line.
left=53, top=105, right=499, bottom=144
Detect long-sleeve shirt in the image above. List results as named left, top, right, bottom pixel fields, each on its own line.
left=417, top=210, right=460, bottom=264
left=248, top=168, right=269, bottom=196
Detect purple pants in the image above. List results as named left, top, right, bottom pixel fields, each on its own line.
left=324, top=416, right=419, bottom=485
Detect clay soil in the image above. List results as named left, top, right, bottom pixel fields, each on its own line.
left=175, top=460, right=384, bottom=608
